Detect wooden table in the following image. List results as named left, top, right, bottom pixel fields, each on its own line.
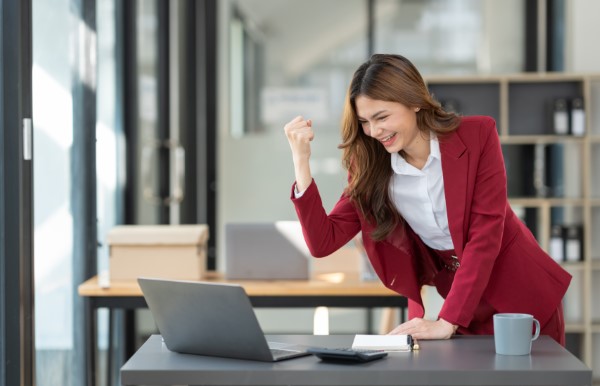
left=78, top=272, right=407, bottom=386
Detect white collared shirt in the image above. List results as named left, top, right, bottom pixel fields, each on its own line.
left=389, top=135, right=454, bottom=250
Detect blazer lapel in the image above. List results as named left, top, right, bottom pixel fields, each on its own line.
left=440, top=133, right=468, bottom=256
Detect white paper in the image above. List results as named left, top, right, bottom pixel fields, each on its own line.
left=352, top=334, right=412, bottom=351
left=261, top=87, right=329, bottom=124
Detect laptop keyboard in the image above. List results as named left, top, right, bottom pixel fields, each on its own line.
left=270, top=348, right=305, bottom=360
left=268, top=342, right=308, bottom=360
left=268, top=341, right=293, bottom=350
left=271, top=348, right=298, bottom=356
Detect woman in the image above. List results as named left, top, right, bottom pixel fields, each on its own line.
left=284, top=54, right=571, bottom=344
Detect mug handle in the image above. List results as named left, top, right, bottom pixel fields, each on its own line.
left=531, top=318, right=540, bottom=341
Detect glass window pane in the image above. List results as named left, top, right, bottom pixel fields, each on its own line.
left=33, top=0, right=122, bottom=384
left=230, top=0, right=368, bottom=135
left=374, top=0, right=525, bottom=74
left=32, top=0, right=75, bottom=384
left=97, top=0, right=121, bottom=284
left=219, top=0, right=369, bottom=272
left=218, top=1, right=369, bottom=288
left=136, top=0, right=162, bottom=225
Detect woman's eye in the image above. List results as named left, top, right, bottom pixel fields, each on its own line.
left=378, top=116, right=388, bottom=121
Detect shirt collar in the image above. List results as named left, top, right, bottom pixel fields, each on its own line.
left=430, top=134, right=441, bottom=160
left=390, top=132, right=440, bottom=175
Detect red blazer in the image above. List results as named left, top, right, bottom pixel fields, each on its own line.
left=291, top=116, right=571, bottom=329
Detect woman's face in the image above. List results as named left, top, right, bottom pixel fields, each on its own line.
left=355, top=95, right=421, bottom=154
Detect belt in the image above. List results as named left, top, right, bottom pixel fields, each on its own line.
left=443, top=255, right=460, bottom=272
left=431, top=249, right=460, bottom=272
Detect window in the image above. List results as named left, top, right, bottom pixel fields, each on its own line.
left=374, top=0, right=523, bottom=74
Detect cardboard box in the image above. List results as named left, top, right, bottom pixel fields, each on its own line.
left=310, top=246, right=363, bottom=283
left=108, top=225, right=209, bottom=281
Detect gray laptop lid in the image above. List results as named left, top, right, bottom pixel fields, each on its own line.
left=138, top=277, right=308, bottom=362
left=225, top=222, right=309, bottom=280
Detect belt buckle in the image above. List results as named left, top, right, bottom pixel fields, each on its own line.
left=446, top=255, right=460, bottom=272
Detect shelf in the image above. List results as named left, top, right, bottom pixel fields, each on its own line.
left=427, top=82, right=500, bottom=127
left=508, top=81, right=584, bottom=135
left=561, top=262, right=586, bottom=271
left=425, top=75, right=502, bottom=84
left=424, top=72, right=600, bottom=375
left=566, top=323, right=587, bottom=333
left=425, top=73, right=588, bottom=83
left=508, top=198, right=585, bottom=206
left=500, top=135, right=586, bottom=144
left=505, top=72, right=589, bottom=83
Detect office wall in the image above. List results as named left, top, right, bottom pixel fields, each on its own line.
left=480, top=0, right=524, bottom=73
left=565, top=0, right=600, bottom=72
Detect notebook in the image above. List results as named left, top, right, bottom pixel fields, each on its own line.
left=224, top=222, right=310, bottom=280
left=138, top=277, right=311, bottom=362
left=352, top=334, right=414, bottom=351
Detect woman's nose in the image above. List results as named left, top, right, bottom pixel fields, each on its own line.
left=371, top=123, right=383, bottom=137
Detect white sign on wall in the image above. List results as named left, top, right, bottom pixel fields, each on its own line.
left=261, top=87, right=329, bottom=124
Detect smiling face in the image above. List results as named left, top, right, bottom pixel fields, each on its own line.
left=355, top=95, right=423, bottom=155
left=339, top=54, right=461, bottom=241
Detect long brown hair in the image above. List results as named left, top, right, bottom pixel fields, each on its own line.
left=339, top=54, right=461, bottom=241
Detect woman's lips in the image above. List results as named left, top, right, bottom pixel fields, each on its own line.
left=380, top=133, right=397, bottom=147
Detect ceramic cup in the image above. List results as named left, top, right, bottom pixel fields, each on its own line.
left=493, top=313, right=540, bottom=355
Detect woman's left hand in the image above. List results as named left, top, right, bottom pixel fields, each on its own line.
left=388, top=318, right=457, bottom=340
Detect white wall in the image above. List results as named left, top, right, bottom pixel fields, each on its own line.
left=480, top=0, right=524, bottom=73
left=565, top=0, right=600, bottom=72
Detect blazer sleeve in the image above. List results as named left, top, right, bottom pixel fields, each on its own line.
left=290, top=179, right=361, bottom=257
left=438, top=118, right=508, bottom=327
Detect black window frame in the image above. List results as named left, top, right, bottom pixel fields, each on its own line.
left=0, top=0, right=35, bottom=385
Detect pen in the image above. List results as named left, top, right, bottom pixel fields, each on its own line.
left=413, top=338, right=420, bottom=351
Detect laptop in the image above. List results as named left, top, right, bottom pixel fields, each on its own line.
left=137, top=277, right=311, bottom=362
left=224, top=222, right=310, bottom=280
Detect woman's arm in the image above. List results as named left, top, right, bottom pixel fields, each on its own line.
left=291, top=180, right=361, bottom=257
left=283, top=116, right=361, bottom=256
left=438, top=118, right=508, bottom=328
left=284, top=116, right=314, bottom=192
